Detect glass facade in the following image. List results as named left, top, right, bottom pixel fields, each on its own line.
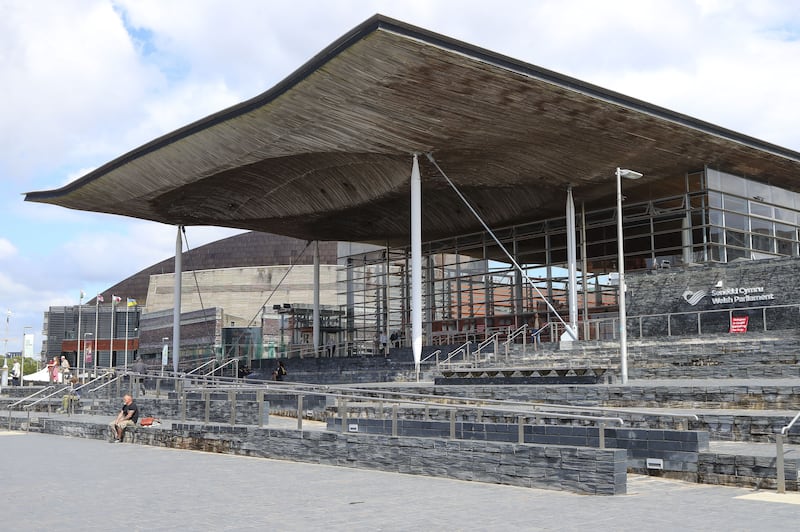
left=340, top=167, right=800, bottom=347
left=705, top=168, right=800, bottom=262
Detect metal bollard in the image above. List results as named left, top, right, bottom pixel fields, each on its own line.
left=258, top=390, right=265, bottom=428
left=599, top=422, right=606, bottom=449
left=229, top=390, right=236, bottom=426
left=297, top=394, right=303, bottom=430
left=180, top=389, right=187, bottom=422
left=392, top=404, right=398, bottom=437
left=378, top=401, right=384, bottom=420
left=518, top=415, right=525, bottom=444
left=450, top=409, right=456, bottom=439
left=155, top=378, right=161, bottom=397
left=340, top=399, right=347, bottom=433
left=204, top=392, right=211, bottom=424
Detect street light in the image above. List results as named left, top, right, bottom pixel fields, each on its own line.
left=616, top=167, right=643, bottom=385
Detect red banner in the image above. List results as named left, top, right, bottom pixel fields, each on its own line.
left=729, top=316, right=749, bottom=333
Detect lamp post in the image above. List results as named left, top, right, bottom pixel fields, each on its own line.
left=77, top=291, right=84, bottom=379
left=616, top=167, right=643, bottom=385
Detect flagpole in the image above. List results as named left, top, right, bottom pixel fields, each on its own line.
left=77, top=291, right=83, bottom=379
left=94, top=295, right=100, bottom=376
left=125, top=300, right=129, bottom=370
left=110, top=296, right=116, bottom=368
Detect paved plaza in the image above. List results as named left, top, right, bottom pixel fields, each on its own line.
left=1, top=429, right=799, bottom=531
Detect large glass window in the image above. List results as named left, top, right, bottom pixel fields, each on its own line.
left=750, top=218, right=774, bottom=253
left=706, top=169, right=800, bottom=263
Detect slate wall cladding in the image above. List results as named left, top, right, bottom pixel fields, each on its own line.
left=697, top=452, right=799, bottom=491
left=14, top=415, right=794, bottom=492
left=327, top=418, right=709, bottom=473
left=12, top=417, right=627, bottom=495
left=430, top=383, right=800, bottom=411
left=626, top=257, right=800, bottom=336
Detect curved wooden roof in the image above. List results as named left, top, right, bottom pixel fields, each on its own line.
left=25, top=14, right=800, bottom=245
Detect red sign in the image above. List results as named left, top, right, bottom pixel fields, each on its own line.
left=729, top=316, right=749, bottom=333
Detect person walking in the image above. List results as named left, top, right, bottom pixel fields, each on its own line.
left=11, top=360, right=21, bottom=386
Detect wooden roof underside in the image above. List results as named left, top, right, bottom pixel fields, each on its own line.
left=26, top=15, right=800, bottom=246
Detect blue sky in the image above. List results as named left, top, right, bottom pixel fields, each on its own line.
left=2, top=0, right=800, bottom=356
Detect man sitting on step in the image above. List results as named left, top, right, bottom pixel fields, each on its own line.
left=108, top=394, right=139, bottom=443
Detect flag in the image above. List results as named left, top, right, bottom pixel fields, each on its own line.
left=112, top=295, right=121, bottom=304
left=127, top=298, right=138, bottom=307
left=97, top=294, right=105, bottom=303
left=80, top=290, right=85, bottom=299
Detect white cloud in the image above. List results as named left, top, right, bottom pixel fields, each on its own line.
left=0, top=238, right=17, bottom=260
left=3, top=0, right=800, bottom=356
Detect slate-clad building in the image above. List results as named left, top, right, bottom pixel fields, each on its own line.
left=30, top=15, right=800, bottom=370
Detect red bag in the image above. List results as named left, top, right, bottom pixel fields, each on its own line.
left=139, top=417, right=158, bottom=426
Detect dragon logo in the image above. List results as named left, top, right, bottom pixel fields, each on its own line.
left=682, top=289, right=707, bottom=306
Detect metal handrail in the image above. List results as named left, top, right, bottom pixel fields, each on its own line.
left=420, top=349, right=441, bottom=364
left=174, top=378, right=627, bottom=432
left=504, top=324, right=528, bottom=345
left=6, top=385, right=56, bottom=429
left=89, top=374, right=124, bottom=393
left=780, top=411, right=800, bottom=435
left=204, top=358, right=237, bottom=377
left=73, top=372, right=114, bottom=394
left=23, top=386, right=78, bottom=410
left=8, top=386, right=56, bottom=410
left=324, top=383, right=699, bottom=423
left=503, top=324, right=528, bottom=360
left=186, top=359, right=216, bottom=375
left=441, top=341, right=471, bottom=368
left=775, top=410, right=800, bottom=493
left=474, top=333, right=499, bottom=361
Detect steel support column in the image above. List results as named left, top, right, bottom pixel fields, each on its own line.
left=411, top=155, right=422, bottom=377
left=173, top=226, right=182, bottom=373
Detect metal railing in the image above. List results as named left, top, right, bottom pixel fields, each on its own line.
left=503, top=324, right=528, bottom=360
left=6, top=386, right=55, bottom=429
left=473, top=333, right=499, bottom=364
left=186, top=359, right=217, bottom=376
left=4, top=371, right=708, bottom=454
left=440, top=341, right=471, bottom=368
left=776, top=411, right=800, bottom=493
left=567, top=302, right=800, bottom=343
left=419, top=349, right=442, bottom=365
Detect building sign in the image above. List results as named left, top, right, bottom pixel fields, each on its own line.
left=729, top=316, right=749, bottom=333
left=682, top=286, right=776, bottom=307
left=23, top=333, right=34, bottom=358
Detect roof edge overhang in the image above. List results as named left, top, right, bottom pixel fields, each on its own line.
left=26, top=13, right=800, bottom=205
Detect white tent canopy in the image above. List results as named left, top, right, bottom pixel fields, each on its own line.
left=23, top=367, right=61, bottom=383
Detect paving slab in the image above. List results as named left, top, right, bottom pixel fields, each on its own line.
left=2, top=429, right=800, bottom=531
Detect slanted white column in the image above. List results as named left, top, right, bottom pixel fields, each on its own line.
left=173, top=226, right=182, bottom=373
left=411, top=155, right=422, bottom=377
left=562, top=186, right=579, bottom=344
left=313, top=241, right=321, bottom=356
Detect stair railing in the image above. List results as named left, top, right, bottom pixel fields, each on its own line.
left=776, top=411, right=800, bottom=493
